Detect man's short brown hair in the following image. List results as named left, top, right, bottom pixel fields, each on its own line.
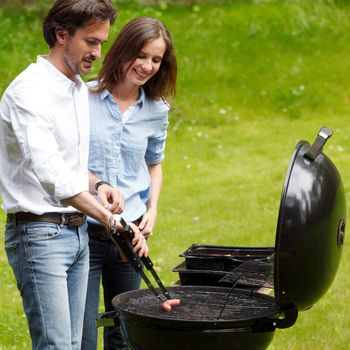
left=43, top=0, right=117, bottom=48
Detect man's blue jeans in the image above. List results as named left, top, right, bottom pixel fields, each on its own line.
left=81, top=233, right=141, bottom=350
left=4, top=221, right=89, bottom=350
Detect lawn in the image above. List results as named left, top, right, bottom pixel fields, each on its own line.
left=0, top=1, right=350, bottom=349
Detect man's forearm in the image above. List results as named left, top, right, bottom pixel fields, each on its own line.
left=61, top=191, right=114, bottom=228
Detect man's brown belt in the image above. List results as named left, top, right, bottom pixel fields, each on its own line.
left=6, top=212, right=87, bottom=227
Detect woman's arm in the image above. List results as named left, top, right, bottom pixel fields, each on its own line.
left=139, top=163, right=163, bottom=237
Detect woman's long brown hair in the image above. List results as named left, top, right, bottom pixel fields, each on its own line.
left=93, top=16, right=177, bottom=102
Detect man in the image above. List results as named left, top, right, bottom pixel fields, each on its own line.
left=0, top=1, right=148, bottom=349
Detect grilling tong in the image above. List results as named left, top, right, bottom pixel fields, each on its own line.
left=109, top=218, right=171, bottom=302
left=96, top=218, right=173, bottom=327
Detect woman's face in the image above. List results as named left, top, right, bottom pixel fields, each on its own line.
left=124, top=36, right=166, bottom=87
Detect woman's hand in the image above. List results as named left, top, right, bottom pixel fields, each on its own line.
left=128, top=222, right=149, bottom=257
left=139, top=207, right=157, bottom=238
left=107, top=215, right=148, bottom=261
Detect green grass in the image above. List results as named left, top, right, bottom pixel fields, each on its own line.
left=1, top=0, right=350, bottom=349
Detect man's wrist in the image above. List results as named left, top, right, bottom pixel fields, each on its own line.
left=95, top=180, right=111, bottom=192
left=107, top=214, right=122, bottom=231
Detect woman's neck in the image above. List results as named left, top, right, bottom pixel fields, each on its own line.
left=112, top=84, right=140, bottom=113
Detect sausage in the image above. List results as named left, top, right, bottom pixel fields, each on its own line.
left=161, top=301, right=172, bottom=313
left=161, top=299, right=181, bottom=313
left=167, top=299, right=181, bottom=307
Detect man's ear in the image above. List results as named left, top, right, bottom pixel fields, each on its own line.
left=55, top=29, right=67, bottom=45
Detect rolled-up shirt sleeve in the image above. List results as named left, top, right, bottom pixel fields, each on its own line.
left=145, top=113, right=169, bottom=165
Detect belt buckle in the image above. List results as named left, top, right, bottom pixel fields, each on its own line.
left=67, top=214, right=85, bottom=227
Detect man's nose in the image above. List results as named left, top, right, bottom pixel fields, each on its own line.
left=91, top=45, right=102, bottom=59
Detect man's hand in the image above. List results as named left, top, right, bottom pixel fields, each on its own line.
left=97, top=184, right=124, bottom=214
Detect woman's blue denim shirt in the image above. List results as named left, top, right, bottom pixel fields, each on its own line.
left=88, top=81, right=169, bottom=221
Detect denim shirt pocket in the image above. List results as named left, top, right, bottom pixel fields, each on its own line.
left=121, top=143, right=145, bottom=178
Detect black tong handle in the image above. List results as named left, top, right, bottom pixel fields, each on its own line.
left=110, top=218, right=170, bottom=301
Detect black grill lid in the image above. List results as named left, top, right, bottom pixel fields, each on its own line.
left=275, top=127, right=346, bottom=311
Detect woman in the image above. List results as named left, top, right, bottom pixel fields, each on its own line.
left=82, top=16, right=177, bottom=350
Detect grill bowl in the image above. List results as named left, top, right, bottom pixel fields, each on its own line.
left=112, top=286, right=279, bottom=350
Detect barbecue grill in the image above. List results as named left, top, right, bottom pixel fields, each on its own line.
left=174, top=245, right=275, bottom=288
left=103, top=126, right=346, bottom=350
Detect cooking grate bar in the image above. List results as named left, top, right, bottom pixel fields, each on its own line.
left=120, top=288, right=277, bottom=320
left=219, top=255, right=274, bottom=288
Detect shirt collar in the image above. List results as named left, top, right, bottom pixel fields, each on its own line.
left=100, top=86, right=145, bottom=107
left=137, top=88, right=145, bottom=106
left=37, top=55, right=84, bottom=90
left=99, top=88, right=110, bottom=101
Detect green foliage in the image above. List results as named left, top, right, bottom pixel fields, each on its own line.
left=1, top=1, right=350, bottom=349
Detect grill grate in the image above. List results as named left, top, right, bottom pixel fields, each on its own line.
left=219, top=256, right=274, bottom=288
left=118, top=288, right=277, bottom=321
left=183, top=246, right=272, bottom=259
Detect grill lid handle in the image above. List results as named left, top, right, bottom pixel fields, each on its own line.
left=304, top=126, right=333, bottom=161
left=254, top=305, right=298, bottom=332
